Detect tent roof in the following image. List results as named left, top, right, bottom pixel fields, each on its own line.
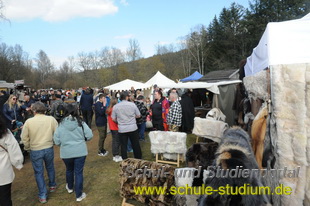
left=245, top=12, right=310, bottom=76
left=0, top=81, right=15, bottom=89
left=161, top=80, right=241, bottom=94
left=180, top=71, right=203, bottom=82
left=199, top=69, right=239, bottom=82
left=104, top=79, right=151, bottom=92
left=145, top=71, right=175, bottom=87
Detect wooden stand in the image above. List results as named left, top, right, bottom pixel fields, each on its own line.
left=122, top=198, right=135, bottom=206
left=155, top=153, right=184, bottom=167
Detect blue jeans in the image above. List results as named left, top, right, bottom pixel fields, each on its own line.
left=62, top=156, right=86, bottom=198
left=137, top=122, right=146, bottom=140
left=127, top=139, right=132, bottom=152
left=30, top=147, right=56, bottom=199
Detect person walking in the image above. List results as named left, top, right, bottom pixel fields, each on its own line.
left=21, top=102, right=58, bottom=204
left=112, top=91, right=142, bottom=160
left=0, top=116, right=23, bottom=206
left=80, top=88, right=94, bottom=128
left=94, top=94, right=108, bottom=156
left=53, top=104, right=93, bottom=202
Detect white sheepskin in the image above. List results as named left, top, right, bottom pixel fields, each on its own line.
left=271, top=64, right=309, bottom=206
left=304, top=64, right=310, bottom=205
left=244, top=69, right=270, bottom=101
left=192, top=117, right=228, bottom=143
left=149, top=131, right=187, bottom=154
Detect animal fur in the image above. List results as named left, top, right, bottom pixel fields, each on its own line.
left=186, top=142, right=219, bottom=187
left=198, top=127, right=269, bottom=206
left=251, top=105, right=268, bottom=169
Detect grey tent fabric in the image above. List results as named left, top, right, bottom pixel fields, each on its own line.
left=212, top=84, right=237, bottom=126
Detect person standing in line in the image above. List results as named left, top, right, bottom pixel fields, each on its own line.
left=50, top=94, right=66, bottom=123
left=94, top=94, right=108, bottom=157
left=21, top=94, right=35, bottom=121
left=112, top=91, right=142, bottom=160
left=0, top=116, right=23, bottom=206
left=80, top=88, right=94, bottom=128
left=106, top=98, right=122, bottom=162
left=2, top=95, right=23, bottom=131
left=150, top=90, right=169, bottom=131
left=134, top=95, right=148, bottom=141
left=167, top=92, right=182, bottom=132
left=53, top=104, right=93, bottom=202
left=180, top=89, right=195, bottom=133
left=21, top=102, right=58, bottom=204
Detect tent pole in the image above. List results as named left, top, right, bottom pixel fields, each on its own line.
left=215, top=94, right=219, bottom=108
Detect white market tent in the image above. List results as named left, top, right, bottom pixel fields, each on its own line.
left=163, top=80, right=241, bottom=94
left=104, top=79, right=151, bottom=92
left=145, top=71, right=176, bottom=88
left=243, top=13, right=310, bottom=206
left=245, top=13, right=310, bottom=76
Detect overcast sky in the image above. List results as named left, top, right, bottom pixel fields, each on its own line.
left=1, top=0, right=249, bottom=67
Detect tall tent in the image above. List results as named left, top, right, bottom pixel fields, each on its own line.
left=180, top=71, right=203, bottom=82
left=145, top=71, right=176, bottom=88
left=104, top=79, right=151, bottom=92
left=245, top=13, right=310, bottom=76
left=243, top=13, right=310, bottom=206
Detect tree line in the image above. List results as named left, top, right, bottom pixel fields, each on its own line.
left=0, top=0, right=308, bottom=89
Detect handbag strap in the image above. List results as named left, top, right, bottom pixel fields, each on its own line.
left=0, top=144, right=8, bottom=152
left=81, top=123, right=87, bottom=141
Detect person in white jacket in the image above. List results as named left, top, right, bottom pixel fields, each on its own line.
left=0, top=116, right=23, bottom=206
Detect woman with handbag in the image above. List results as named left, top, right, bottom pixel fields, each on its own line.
left=53, top=104, right=93, bottom=202
left=2, top=95, right=23, bottom=131
left=0, top=116, right=23, bottom=206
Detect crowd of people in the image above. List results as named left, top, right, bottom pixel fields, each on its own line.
left=0, top=85, right=195, bottom=205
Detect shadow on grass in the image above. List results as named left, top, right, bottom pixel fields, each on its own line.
left=12, top=128, right=197, bottom=206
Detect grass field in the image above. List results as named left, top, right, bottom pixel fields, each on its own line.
left=11, top=128, right=196, bottom=206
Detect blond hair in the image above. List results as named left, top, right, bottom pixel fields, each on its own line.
left=5, top=95, right=21, bottom=109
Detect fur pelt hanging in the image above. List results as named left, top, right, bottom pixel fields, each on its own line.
left=198, top=127, right=269, bottom=206
left=251, top=105, right=268, bottom=169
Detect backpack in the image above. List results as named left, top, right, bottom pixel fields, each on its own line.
left=55, top=103, right=66, bottom=118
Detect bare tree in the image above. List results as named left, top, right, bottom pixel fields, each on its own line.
left=126, top=39, right=142, bottom=62
left=35, top=50, right=54, bottom=88
left=185, top=25, right=208, bottom=75
left=178, top=38, right=192, bottom=76
left=77, top=52, right=92, bottom=72
left=154, top=42, right=175, bottom=55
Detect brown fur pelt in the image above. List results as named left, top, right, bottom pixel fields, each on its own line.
left=251, top=105, right=268, bottom=169
left=119, top=158, right=175, bottom=206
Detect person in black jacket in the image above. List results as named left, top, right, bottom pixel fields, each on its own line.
left=180, top=89, right=195, bottom=133
left=94, top=94, right=108, bottom=156
left=80, top=88, right=94, bottom=128
left=0, top=90, right=9, bottom=116
left=135, top=96, right=148, bottom=141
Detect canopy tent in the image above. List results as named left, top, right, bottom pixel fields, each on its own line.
left=245, top=12, right=310, bottom=76
left=242, top=13, right=310, bottom=206
left=145, top=71, right=175, bottom=88
left=0, top=81, right=15, bottom=89
left=160, top=80, right=241, bottom=94
left=180, top=71, right=203, bottom=82
left=104, top=79, right=151, bottom=92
